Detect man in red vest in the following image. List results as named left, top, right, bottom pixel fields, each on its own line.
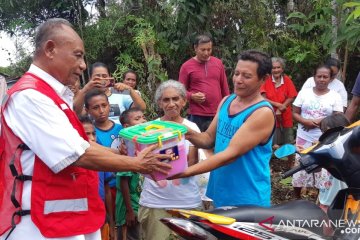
left=0, top=18, right=170, bottom=240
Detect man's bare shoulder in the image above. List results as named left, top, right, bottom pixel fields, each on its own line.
left=247, top=105, right=275, bottom=124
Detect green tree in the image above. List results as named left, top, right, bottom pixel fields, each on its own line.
left=287, top=0, right=360, bottom=82
left=0, top=0, right=89, bottom=36
left=344, top=1, right=360, bottom=20
left=4, top=0, right=357, bottom=106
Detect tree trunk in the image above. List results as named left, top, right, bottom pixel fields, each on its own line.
left=330, top=0, right=339, bottom=59
left=287, top=0, right=294, bottom=12
left=96, top=0, right=106, bottom=18
left=342, top=44, right=349, bottom=84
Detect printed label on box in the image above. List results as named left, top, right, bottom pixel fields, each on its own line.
left=160, top=146, right=179, bottom=163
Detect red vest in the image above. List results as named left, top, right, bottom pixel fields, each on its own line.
left=0, top=73, right=105, bottom=237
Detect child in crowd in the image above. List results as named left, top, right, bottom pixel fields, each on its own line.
left=122, top=70, right=141, bottom=96
left=79, top=115, right=114, bottom=240
left=84, top=89, right=123, bottom=238
left=116, top=108, right=147, bottom=240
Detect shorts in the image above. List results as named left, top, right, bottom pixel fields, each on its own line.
left=273, top=127, right=294, bottom=145
left=138, top=207, right=172, bottom=240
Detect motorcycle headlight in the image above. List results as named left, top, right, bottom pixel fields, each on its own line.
left=161, top=218, right=210, bottom=240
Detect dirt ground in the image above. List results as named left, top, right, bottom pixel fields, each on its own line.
left=271, top=157, right=318, bottom=204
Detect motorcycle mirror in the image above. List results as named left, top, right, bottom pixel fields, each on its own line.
left=274, top=144, right=296, bottom=159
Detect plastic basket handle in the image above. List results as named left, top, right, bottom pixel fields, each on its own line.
left=145, top=124, right=165, bottom=131
left=157, top=130, right=182, bottom=148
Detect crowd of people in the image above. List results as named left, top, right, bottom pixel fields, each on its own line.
left=0, top=17, right=360, bottom=240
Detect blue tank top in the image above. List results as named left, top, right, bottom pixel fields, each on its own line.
left=207, top=94, right=274, bottom=207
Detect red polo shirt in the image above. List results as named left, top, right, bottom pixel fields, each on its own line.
left=179, top=56, right=229, bottom=116
left=261, top=75, right=297, bottom=128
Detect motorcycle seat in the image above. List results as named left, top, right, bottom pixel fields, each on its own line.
left=210, top=200, right=327, bottom=235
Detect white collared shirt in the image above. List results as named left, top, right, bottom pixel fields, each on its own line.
left=272, top=75, right=284, bottom=88
left=27, top=64, right=75, bottom=108
left=1, top=65, right=98, bottom=240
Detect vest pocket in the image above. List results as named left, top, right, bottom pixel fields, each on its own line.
left=43, top=170, right=88, bottom=215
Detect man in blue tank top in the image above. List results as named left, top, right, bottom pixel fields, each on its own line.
left=173, top=50, right=275, bottom=207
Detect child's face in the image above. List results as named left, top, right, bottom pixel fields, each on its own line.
left=86, top=95, right=110, bottom=124
left=126, top=111, right=147, bottom=127
left=83, top=123, right=96, bottom=142
left=123, top=72, right=137, bottom=89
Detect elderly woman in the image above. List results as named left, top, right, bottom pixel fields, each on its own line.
left=261, top=57, right=297, bottom=150
left=138, top=80, right=202, bottom=240
left=173, top=50, right=275, bottom=208
left=291, top=64, right=343, bottom=199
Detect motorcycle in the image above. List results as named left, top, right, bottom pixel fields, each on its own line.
left=161, top=121, right=360, bottom=240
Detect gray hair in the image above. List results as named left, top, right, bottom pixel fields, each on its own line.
left=34, top=18, right=73, bottom=56
left=193, top=34, right=212, bottom=48
left=271, top=57, right=286, bottom=69
left=154, top=80, right=186, bottom=103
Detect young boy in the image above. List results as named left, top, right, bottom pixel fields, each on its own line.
left=84, top=89, right=123, bottom=238
left=79, top=115, right=114, bottom=240
left=116, top=108, right=146, bottom=240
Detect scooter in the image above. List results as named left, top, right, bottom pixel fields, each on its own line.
left=161, top=121, right=360, bottom=240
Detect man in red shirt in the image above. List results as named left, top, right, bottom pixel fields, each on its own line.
left=179, top=34, right=230, bottom=132
left=261, top=57, right=297, bottom=168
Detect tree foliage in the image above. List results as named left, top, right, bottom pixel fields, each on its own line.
left=344, top=1, right=360, bottom=21
left=0, top=0, right=89, bottom=36
left=1, top=0, right=360, bottom=113
left=286, top=0, right=360, bottom=82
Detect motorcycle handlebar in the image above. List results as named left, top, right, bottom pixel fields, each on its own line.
left=282, top=165, right=304, bottom=179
